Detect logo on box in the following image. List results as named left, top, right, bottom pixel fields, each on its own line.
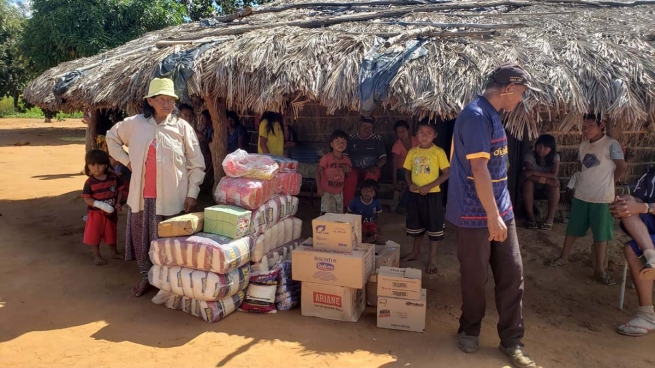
left=315, top=225, right=327, bottom=233
left=405, top=301, right=425, bottom=307
left=379, top=309, right=390, bottom=318
left=314, top=292, right=342, bottom=307
left=316, top=262, right=335, bottom=271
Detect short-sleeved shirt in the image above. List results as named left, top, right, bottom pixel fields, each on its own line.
left=348, top=196, right=382, bottom=223
left=82, top=173, right=125, bottom=220
left=445, top=96, right=513, bottom=228
left=523, top=152, right=560, bottom=174
left=258, top=120, right=284, bottom=156
left=392, top=137, right=419, bottom=169
left=403, top=144, right=450, bottom=193
left=574, top=135, right=624, bottom=203
left=346, top=132, right=387, bottom=169
left=319, top=152, right=353, bottom=194
left=227, top=124, right=246, bottom=153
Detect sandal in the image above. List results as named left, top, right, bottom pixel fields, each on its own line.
left=595, top=274, right=616, bottom=285
left=526, top=221, right=539, bottom=229
left=617, top=308, right=655, bottom=337
left=545, top=258, right=566, bottom=267
left=539, top=223, right=553, bottom=230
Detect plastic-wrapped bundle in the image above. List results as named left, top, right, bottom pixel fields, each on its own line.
left=149, top=233, right=251, bottom=274
left=274, top=172, right=302, bottom=196
left=239, top=268, right=280, bottom=314
left=251, top=218, right=302, bottom=263
left=267, top=155, right=298, bottom=172
left=152, top=290, right=245, bottom=323
left=214, top=177, right=274, bottom=210
left=251, top=196, right=284, bottom=237
left=223, top=149, right=279, bottom=180
left=148, top=264, right=249, bottom=301
left=275, top=261, right=300, bottom=311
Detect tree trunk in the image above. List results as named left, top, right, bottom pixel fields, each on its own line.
left=203, top=96, right=227, bottom=201
left=12, top=90, right=19, bottom=111
left=88, top=108, right=99, bottom=151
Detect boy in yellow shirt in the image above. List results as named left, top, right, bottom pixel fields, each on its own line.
left=402, top=121, right=450, bottom=274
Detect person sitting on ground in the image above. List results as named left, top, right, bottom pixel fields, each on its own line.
left=343, top=117, right=387, bottom=211
left=316, top=130, right=352, bottom=214
left=226, top=110, right=247, bottom=153
left=391, top=120, right=419, bottom=215
left=610, top=166, right=655, bottom=336
left=547, top=113, right=627, bottom=286
left=401, top=121, right=450, bottom=274
left=522, top=134, right=560, bottom=230
left=348, top=179, right=383, bottom=244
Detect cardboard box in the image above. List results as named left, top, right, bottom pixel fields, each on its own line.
left=366, top=272, right=378, bottom=306
left=203, top=205, right=251, bottom=239
left=157, top=212, right=204, bottom=237
left=292, top=243, right=374, bottom=289
left=312, top=213, right=362, bottom=251
left=377, top=266, right=423, bottom=300
left=377, top=289, right=427, bottom=332
left=375, top=243, right=400, bottom=270
left=301, top=282, right=366, bottom=322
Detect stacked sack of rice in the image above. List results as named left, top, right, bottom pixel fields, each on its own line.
left=212, top=150, right=304, bottom=314
left=149, top=214, right=251, bottom=323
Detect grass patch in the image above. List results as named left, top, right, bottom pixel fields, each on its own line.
left=0, top=97, right=82, bottom=120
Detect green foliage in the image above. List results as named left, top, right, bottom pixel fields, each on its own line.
left=0, top=0, right=33, bottom=110
left=21, top=0, right=186, bottom=72
left=0, top=97, right=82, bottom=118
left=179, top=0, right=274, bottom=20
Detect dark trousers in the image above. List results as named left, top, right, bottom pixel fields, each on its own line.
left=456, top=219, right=525, bottom=347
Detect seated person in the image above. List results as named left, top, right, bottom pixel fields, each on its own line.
left=522, top=134, right=560, bottom=229
left=348, top=179, right=382, bottom=244
left=226, top=110, right=247, bottom=153
left=343, top=117, right=387, bottom=210
left=610, top=166, right=655, bottom=336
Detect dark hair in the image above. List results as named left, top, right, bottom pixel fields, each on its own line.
left=416, top=120, right=437, bottom=133
left=84, top=150, right=111, bottom=177
left=328, top=130, right=348, bottom=151
left=178, top=103, right=193, bottom=112
left=533, top=134, right=557, bottom=168
left=143, top=96, right=179, bottom=119
left=201, top=110, right=211, bottom=120
left=393, top=120, right=409, bottom=131
left=361, top=179, right=379, bottom=193
left=226, top=110, right=240, bottom=124
left=360, top=116, right=375, bottom=125
left=261, top=111, right=283, bottom=136
left=583, top=113, right=602, bottom=124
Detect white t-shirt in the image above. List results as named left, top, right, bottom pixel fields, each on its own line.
left=574, top=135, right=624, bottom=203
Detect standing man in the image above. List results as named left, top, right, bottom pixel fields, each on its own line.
left=446, top=63, right=538, bottom=368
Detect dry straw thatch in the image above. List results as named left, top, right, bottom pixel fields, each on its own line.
left=23, top=0, right=655, bottom=138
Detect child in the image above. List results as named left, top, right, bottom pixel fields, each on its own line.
left=109, top=156, right=131, bottom=204
left=348, top=179, right=383, bottom=243
left=317, top=130, right=352, bottom=214
left=401, top=121, right=450, bottom=274
left=82, top=150, right=126, bottom=265
left=547, top=113, right=627, bottom=285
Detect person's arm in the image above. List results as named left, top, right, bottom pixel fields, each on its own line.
left=259, top=136, right=270, bottom=153
left=182, top=122, right=207, bottom=211
left=392, top=153, right=401, bottom=189
left=405, top=168, right=417, bottom=192
left=470, top=158, right=506, bottom=240
left=105, top=118, right=132, bottom=170
left=610, top=194, right=655, bottom=218
left=614, top=159, right=627, bottom=183
left=316, top=161, right=325, bottom=196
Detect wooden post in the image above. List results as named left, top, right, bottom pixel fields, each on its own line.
left=203, top=96, right=227, bottom=200
left=89, top=108, right=99, bottom=150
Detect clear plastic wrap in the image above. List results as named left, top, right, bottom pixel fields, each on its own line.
left=274, top=172, right=302, bottom=196
left=148, top=264, right=250, bottom=301
left=250, top=219, right=302, bottom=263
left=275, top=261, right=300, bottom=311
left=152, top=290, right=245, bottom=323
left=250, top=196, right=282, bottom=237
left=223, top=149, right=279, bottom=180
left=267, top=155, right=298, bottom=173
left=149, top=233, right=252, bottom=274
left=214, top=177, right=275, bottom=210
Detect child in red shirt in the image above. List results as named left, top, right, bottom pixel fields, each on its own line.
left=316, top=130, right=352, bottom=214
left=82, top=150, right=125, bottom=265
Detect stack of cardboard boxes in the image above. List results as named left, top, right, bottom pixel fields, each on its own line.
left=291, top=213, right=375, bottom=322
left=376, top=266, right=426, bottom=332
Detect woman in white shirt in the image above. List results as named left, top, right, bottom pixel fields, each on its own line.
left=107, top=78, right=205, bottom=297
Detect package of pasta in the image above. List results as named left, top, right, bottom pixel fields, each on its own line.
left=223, top=149, right=279, bottom=180
left=274, top=172, right=302, bottom=196
left=214, top=177, right=275, bottom=210
left=148, top=264, right=250, bottom=301
left=152, top=290, right=245, bottom=323
left=149, top=233, right=252, bottom=274
left=266, top=155, right=298, bottom=173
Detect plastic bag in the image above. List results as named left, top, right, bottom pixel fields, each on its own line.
left=274, top=172, right=302, bottom=196
left=267, top=155, right=298, bottom=172
left=250, top=196, right=282, bottom=237
left=152, top=290, right=245, bottom=323
left=214, top=177, right=275, bottom=210
left=223, top=149, right=279, bottom=180
left=239, top=267, right=280, bottom=314
left=148, top=264, right=250, bottom=301
left=275, top=261, right=300, bottom=311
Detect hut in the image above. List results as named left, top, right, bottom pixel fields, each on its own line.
left=23, top=0, right=655, bottom=206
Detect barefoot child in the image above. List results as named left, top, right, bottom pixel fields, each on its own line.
left=316, top=130, right=352, bottom=214
left=348, top=179, right=383, bottom=243
left=401, top=121, right=450, bottom=274
left=82, top=150, right=125, bottom=265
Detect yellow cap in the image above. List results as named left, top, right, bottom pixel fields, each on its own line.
left=144, top=78, right=178, bottom=99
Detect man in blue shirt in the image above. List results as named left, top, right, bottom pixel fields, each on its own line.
left=446, top=63, right=538, bottom=368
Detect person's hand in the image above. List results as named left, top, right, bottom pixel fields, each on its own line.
left=418, top=185, right=432, bottom=195
left=317, top=186, right=324, bottom=196
left=610, top=195, right=642, bottom=218
left=488, top=215, right=508, bottom=242
left=184, top=197, right=197, bottom=213
left=409, top=184, right=419, bottom=192
left=341, top=164, right=351, bottom=174
left=367, top=166, right=379, bottom=175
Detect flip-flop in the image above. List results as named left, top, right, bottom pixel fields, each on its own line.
left=526, top=221, right=539, bottom=229
left=617, top=323, right=655, bottom=337
left=545, top=259, right=565, bottom=267
left=595, top=274, right=617, bottom=285
left=638, top=263, right=655, bottom=281
left=540, top=223, right=553, bottom=230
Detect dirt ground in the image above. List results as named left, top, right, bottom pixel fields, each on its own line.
left=0, top=118, right=653, bottom=368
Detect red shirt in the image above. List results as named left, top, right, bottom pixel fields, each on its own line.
left=319, top=152, right=352, bottom=194
left=391, top=137, right=419, bottom=169
left=82, top=173, right=125, bottom=220
left=143, top=140, right=157, bottom=198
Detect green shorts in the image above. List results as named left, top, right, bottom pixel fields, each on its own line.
left=321, top=192, right=344, bottom=214
left=566, top=198, right=614, bottom=242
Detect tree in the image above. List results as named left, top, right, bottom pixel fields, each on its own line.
left=178, top=0, right=274, bottom=20
left=0, top=0, right=32, bottom=110
left=21, top=0, right=186, bottom=73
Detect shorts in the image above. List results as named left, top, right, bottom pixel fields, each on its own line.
left=406, top=191, right=445, bottom=241
left=321, top=192, right=344, bottom=214
left=83, top=211, right=117, bottom=245
left=621, top=213, right=655, bottom=262
left=362, top=222, right=379, bottom=237
left=565, top=198, right=613, bottom=242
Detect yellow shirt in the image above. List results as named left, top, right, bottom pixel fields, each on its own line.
left=403, top=144, right=450, bottom=193
left=258, top=120, right=284, bottom=156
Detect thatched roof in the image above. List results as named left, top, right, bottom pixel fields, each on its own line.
left=23, top=0, right=655, bottom=138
